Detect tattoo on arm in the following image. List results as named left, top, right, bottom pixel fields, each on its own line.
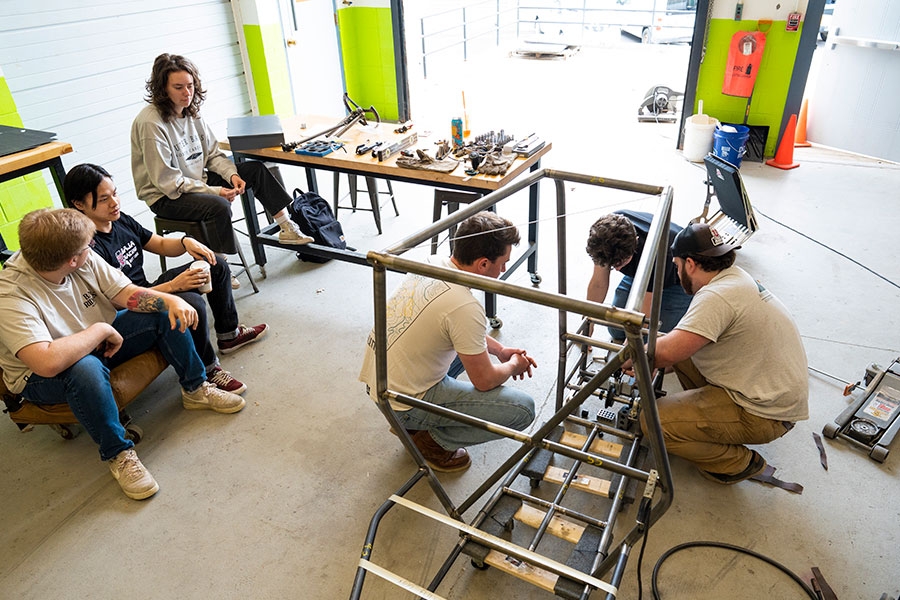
left=126, top=290, right=167, bottom=313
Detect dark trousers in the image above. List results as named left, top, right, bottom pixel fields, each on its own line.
left=149, top=160, right=293, bottom=254
left=152, top=258, right=238, bottom=371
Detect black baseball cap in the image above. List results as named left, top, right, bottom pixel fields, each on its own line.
left=671, top=223, right=741, bottom=258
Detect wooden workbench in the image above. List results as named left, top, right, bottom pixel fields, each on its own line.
left=0, top=140, right=73, bottom=198
left=228, top=115, right=550, bottom=281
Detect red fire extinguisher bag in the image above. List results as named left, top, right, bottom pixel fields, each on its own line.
left=723, top=30, right=766, bottom=98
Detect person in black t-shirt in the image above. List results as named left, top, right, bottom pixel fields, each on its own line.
left=65, top=163, right=267, bottom=394
left=585, top=210, right=691, bottom=342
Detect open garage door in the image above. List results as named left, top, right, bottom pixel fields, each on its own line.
left=807, top=0, right=900, bottom=161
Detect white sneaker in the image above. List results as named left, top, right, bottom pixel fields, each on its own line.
left=182, top=381, right=246, bottom=414
left=108, top=448, right=159, bottom=500
left=278, top=222, right=314, bottom=245
left=231, top=275, right=241, bottom=290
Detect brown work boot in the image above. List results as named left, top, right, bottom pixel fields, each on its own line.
left=698, top=450, right=767, bottom=485
left=411, top=430, right=471, bottom=473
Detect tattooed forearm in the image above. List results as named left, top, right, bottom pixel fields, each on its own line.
left=126, top=290, right=167, bottom=313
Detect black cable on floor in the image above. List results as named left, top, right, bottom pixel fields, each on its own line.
left=650, top=540, right=819, bottom=600
left=755, top=208, right=900, bottom=291
left=684, top=159, right=899, bottom=291
left=635, top=522, right=651, bottom=600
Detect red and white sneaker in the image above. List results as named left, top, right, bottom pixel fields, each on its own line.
left=217, top=323, right=268, bottom=355
left=207, top=366, right=247, bottom=395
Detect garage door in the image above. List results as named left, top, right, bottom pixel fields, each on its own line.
left=807, top=0, right=900, bottom=161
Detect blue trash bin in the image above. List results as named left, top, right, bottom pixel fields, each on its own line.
left=713, top=124, right=750, bottom=168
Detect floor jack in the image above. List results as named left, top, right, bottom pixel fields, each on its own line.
left=637, top=85, right=683, bottom=123
left=823, top=357, right=900, bottom=463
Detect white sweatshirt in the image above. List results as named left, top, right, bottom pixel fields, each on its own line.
left=130, top=104, right=238, bottom=206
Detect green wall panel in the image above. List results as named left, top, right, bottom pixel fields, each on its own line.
left=695, top=20, right=804, bottom=157
left=0, top=73, right=53, bottom=254
left=0, top=78, right=18, bottom=117
left=338, top=7, right=399, bottom=122
left=0, top=221, right=19, bottom=252
left=243, top=23, right=292, bottom=116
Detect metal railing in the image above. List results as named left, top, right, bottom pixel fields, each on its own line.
left=418, top=0, right=519, bottom=78
left=830, top=28, right=900, bottom=51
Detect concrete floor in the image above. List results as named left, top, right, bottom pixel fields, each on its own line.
left=2, top=43, right=899, bottom=600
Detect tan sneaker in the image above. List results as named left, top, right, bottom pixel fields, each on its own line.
left=182, top=381, right=246, bottom=414
left=108, top=448, right=159, bottom=500
left=278, top=221, right=314, bottom=245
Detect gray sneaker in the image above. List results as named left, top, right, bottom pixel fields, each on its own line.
left=182, top=381, right=246, bottom=414
left=108, top=448, right=159, bottom=500
left=278, top=222, right=314, bottom=245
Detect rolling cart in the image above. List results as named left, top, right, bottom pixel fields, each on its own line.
left=351, top=168, right=677, bottom=599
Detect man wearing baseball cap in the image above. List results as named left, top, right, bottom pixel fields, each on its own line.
left=641, top=222, right=808, bottom=484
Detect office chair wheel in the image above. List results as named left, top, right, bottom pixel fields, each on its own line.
left=49, top=423, right=80, bottom=440
left=125, top=424, right=144, bottom=444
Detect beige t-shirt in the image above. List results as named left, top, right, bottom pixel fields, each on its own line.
left=675, top=266, right=809, bottom=422
left=359, top=258, right=486, bottom=410
left=0, top=251, right=131, bottom=394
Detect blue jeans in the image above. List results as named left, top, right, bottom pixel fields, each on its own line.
left=153, top=258, right=237, bottom=371
left=609, top=276, right=692, bottom=341
left=21, top=311, right=206, bottom=461
left=397, top=357, right=536, bottom=450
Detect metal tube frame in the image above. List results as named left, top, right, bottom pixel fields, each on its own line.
left=351, top=168, right=675, bottom=599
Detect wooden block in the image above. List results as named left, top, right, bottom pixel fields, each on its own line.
left=560, top=431, right=622, bottom=458
left=543, top=465, right=612, bottom=497
left=514, top=503, right=585, bottom=544
left=485, top=549, right=559, bottom=593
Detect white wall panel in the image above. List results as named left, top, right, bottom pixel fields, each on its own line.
left=0, top=0, right=251, bottom=219
left=808, top=0, right=900, bottom=162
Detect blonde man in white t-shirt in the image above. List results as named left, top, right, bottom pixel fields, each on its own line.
left=0, top=209, right=245, bottom=501
left=641, top=223, right=808, bottom=484
left=359, top=212, right=537, bottom=472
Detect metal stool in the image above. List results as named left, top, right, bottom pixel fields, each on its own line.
left=430, top=189, right=482, bottom=254
left=153, top=216, right=259, bottom=293
left=333, top=173, right=398, bottom=235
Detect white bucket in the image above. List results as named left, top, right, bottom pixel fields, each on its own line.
left=683, top=113, right=720, bottom=162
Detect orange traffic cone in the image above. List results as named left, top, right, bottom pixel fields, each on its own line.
left=766, top=114, right=800, bottom=170
left=795, top=99, right=811, bottom=147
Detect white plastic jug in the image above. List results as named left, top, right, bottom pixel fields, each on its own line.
left=683, top=106, right=719, bottom=163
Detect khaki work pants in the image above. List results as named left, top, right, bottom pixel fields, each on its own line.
left=642, top=359, right=792, bottom=475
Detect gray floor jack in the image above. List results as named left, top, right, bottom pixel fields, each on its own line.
left=823, top=357, right=900, bottom=463
left=637, top=85, right=683, bottom=123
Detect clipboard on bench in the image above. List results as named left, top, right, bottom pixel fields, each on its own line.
left=693, top=154, right=758, bottom=246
